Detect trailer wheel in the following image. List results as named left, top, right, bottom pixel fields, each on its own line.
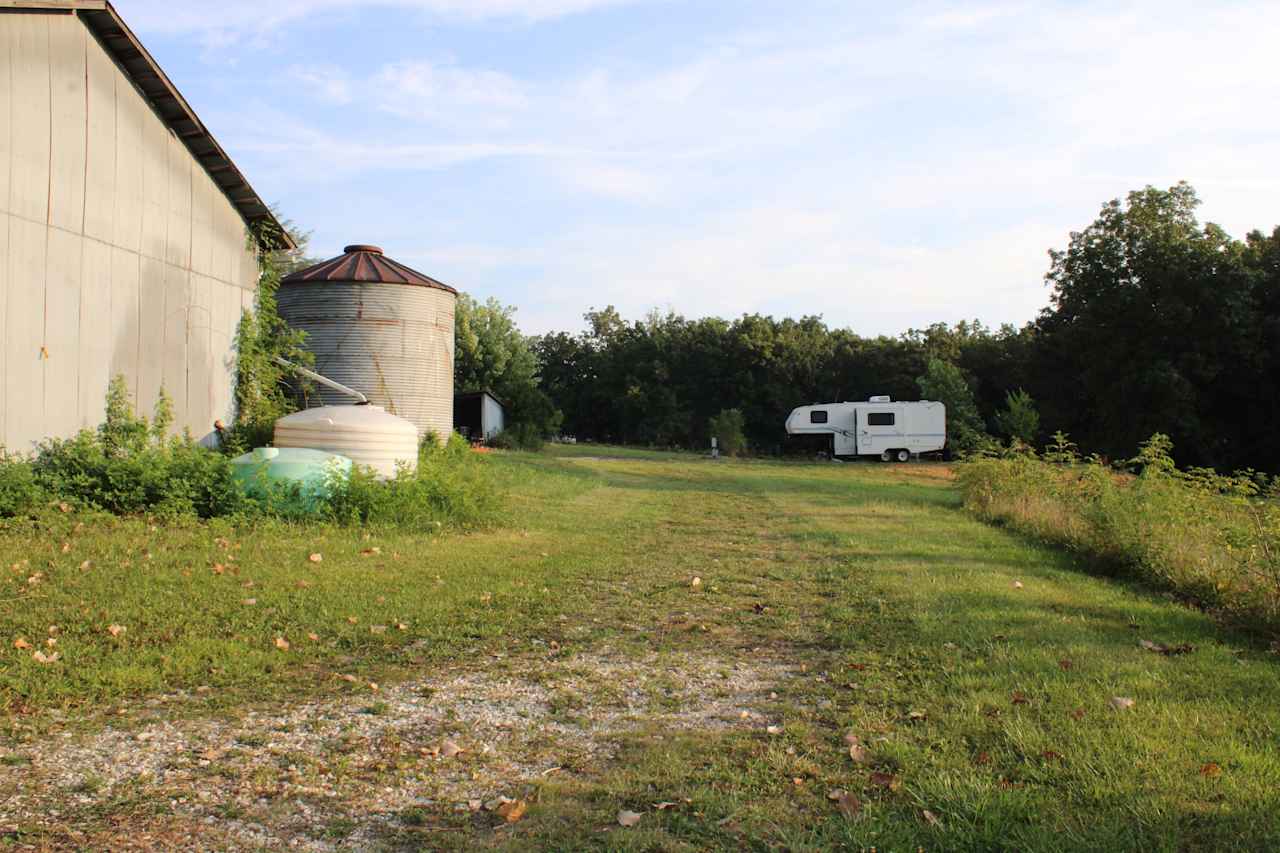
left=895, top=449, right=911, bottom=463
left=880, top=449, right=893, bottom=462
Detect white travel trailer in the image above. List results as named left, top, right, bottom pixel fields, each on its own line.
left=785, top=397, right=947, bottom=461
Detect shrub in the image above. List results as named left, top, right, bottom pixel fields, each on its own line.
left=323, top=433, right=501, bottom=529
left=957, top=433, right=1280, bottom=632
left=31, top=377, right=248, bottom=520
left=993, top=388, right=1040, bottom=445
left=0, top=455, right=41, bottom=517
left=708, top=408, right=747, bottom=456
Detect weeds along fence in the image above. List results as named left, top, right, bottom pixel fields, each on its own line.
left=957, top=434, right=1280, bottom=633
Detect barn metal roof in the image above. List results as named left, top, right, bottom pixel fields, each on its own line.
left=282, top=244, right=458, bottom=294
left=0, top=0, right=294, bottom=249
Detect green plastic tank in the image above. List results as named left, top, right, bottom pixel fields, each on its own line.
left=230, top=447, right=353, bottom=511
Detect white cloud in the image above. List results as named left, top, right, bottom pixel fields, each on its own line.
left=287, top=64, right=354, bottom=104
left=203, top=0, right=1280, bottom=334
left=115, top=0, right=642, bottom=48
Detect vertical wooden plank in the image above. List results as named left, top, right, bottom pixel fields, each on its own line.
left=161, top=262, right=189, bottom=425
left=78, top=238, right=112, bottom=429
left=0, top=215, right=8, bottom=448
left=109, top=247, right=139, bottom=400
left=139, top=110, right=168, bottom=261
left=9, top=15, right=50, bottom=225
left=47, top=17, right=86, bottom=234
left=0, top=16, right=15, bottom=222
left=82, top=34, right=116, bottom=242
left=209, top=194, right=229, bottom=284
left=112, top=75, right=143, bottom=253
left=189, top=168, right=212, bottom=277
left=137, top=254, right=165, bottom=418
left=187, top=272, right=213, bottom=435
left=5, top=217, right=47, bottom=451
left=43, top=228, right=82, bottom=439
left=212, top=279, right=240, bottom=424
left=165, top=134, right=191, bottom=269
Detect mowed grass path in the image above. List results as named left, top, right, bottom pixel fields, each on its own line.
left=3, top=449, right=1279, bottom=851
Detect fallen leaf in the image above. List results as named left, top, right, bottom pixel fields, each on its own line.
left=1200, top=762, right=1222, bottom=778
left=907, top=710, right=927, bottom=721
left=869, top=772, right=901, bottom=791
left=242, top=598, right=257, bottom=606
left=496, top=799, right=527, bottom=823
left=922, top=809, right=941, bottom=827
left=1012, top=580, right=1023, bottom=589
left=274, top=636, right=290, bottom=651
left=45, top=638, right=57, bottom=648
left=340, top=674, right=359, bottom=683
left=1109, top=696, right=1136, bottom=711
left=241, top=580, right=255, bottom=589
left=1069, top=707, right=1086, bottom=721
left=60, top=542, right=71, bottom=554
left=833, top=791, right=862, bottom=819
left=845, top=733, right=870, bottom=764
left=1058, top=658, right=1073, bottom=670
left=690, top=576, right=702, bottom=589
left=848, top=663, right=867, bottom=671
left=653, top=801, right=679, bottom=810
left=308, top=553, right=323, bottom=563
left=397, top=623, right=409, bottom=631
left=307, top=632, right=320, bottom=642
left=13, top=638, right=31, bottom=650
left=792, top=777, right=804, bottom=786
left=295, top=580, right=312, bottom=589
left=1041, top=750, right=1064, bottom=762
left=974, top=751, right=992, bottom=765
left=211, top=563, right=225, bottom=575
left=360, top=547, right=381, bottom=557
left=346, top=616, right=358, bottom=624
left=440, top=740, right=463, bottom=758
left=467, top=799, right=482, bottom=812
left=370, top=625, right=387, bottom=634
left=79, top=560, right=92, bottom=570
left=58, top=502, right=70, bottom=513
left=617, top=809, right=643, bottom=827
left=32, top=650, right=60, bottom=664
left=1011, top=691, right=1030, bottom=705
left=766, top=725, right=782, bottom=735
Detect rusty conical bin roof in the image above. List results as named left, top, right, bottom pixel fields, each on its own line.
left=281, top=244, right=457, bottom=294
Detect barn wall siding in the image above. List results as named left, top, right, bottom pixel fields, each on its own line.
left=0, top=13, right=259, bottom=454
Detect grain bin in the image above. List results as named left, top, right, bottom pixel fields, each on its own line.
left=277, top=244, right=457, bottom=440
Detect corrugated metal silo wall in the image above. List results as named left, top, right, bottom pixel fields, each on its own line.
left=276, top=282, right=456, bottom=441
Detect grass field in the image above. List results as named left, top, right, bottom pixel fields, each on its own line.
left=3, top=449, right=1279, bottom=851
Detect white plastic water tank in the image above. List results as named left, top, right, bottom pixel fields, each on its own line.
left=273, top=406, right=418, bottom=479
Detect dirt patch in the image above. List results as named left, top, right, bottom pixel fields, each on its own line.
left=1, top=650, right=791, bottom=851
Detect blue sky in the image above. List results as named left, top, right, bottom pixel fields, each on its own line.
left=117, top=0, right=1280, bottom=336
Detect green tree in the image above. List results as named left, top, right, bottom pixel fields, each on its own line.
left=455, top=294, right=561, bottom=446
left=993, top=388, right=1040, bottom=445
left=708, top=408, right=747, bottom=456
left=916, top=358, right=988, bottom=454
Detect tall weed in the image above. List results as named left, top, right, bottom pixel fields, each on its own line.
left=958, top=435, right=1280, bottom=632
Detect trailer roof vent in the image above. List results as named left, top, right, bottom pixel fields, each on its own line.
left=869, top=395, right=891, bottom=403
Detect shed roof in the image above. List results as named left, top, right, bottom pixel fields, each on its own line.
left=282, top=244, right=458, bottom=294
left=0, top=0, right=294, bottom=248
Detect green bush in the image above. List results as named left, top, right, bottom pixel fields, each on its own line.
left=0, top=455, right=41, bottom=517
left=957, top=434, right=1280, bottom=631
left=323, top=433, right=501, bottom=529
left=708, top=408, right=747, bottom=456
left=29, top=378, right=248, bottom=520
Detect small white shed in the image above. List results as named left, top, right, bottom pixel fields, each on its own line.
left=454, top=391, right=505, bottom=441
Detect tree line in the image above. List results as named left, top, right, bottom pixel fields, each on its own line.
left=464, top=183, right=1278, bottom=472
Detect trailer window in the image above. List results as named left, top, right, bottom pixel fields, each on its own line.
left=809, top=410, right=828, bottom=424
left=867, top=412, right=895, bottom=426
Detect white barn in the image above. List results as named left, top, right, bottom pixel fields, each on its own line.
left=0, top=0, right=290, bottom=454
